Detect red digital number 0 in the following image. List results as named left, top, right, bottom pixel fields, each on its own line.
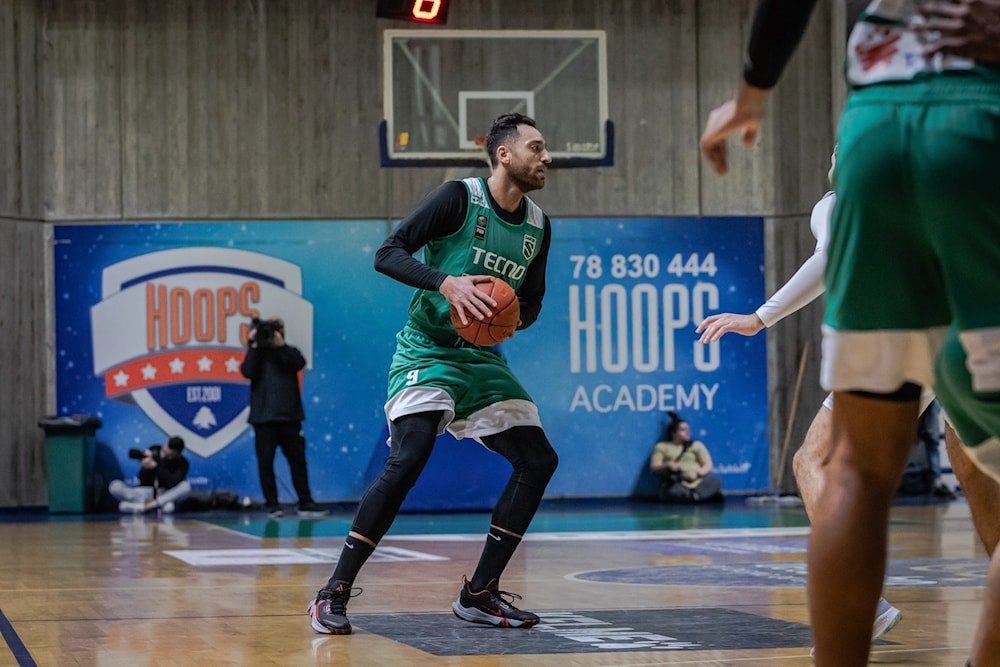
left=411, top=0, right=442, bottom=20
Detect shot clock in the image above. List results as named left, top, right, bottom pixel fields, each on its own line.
left=376, top=0, right=450, bottom=24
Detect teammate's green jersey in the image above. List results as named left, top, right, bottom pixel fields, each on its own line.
left=406, top=177, right=546, bottom=343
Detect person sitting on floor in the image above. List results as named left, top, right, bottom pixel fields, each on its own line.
left=649, top=412, right=724, bottom=504
left=108, top=436, right=191, bottom=514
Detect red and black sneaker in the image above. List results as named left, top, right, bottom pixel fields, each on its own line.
left=308, top=581, right=360, bottom=635
left=451, top=577, right=540, bottom=628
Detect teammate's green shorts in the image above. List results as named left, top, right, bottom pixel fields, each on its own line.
left=823, top=74, right=1000, bottom=475
left=384, top=324, right=541, bottom=441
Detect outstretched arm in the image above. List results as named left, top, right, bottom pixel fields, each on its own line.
left=700, top=82, right=771, bottom=176
left=697, top=246, right=824, bottom=341
left=700, top=0, right=820, bottom=175
left=698, top=193, right=832, bottom=343
left=697, top=312, right=766, bottom=343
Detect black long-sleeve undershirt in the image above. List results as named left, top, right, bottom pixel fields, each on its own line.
left=743, top=0, right=821, bottom=89
left=374, top=180, right=551, bottom=330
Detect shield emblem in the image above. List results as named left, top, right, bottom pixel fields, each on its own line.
left=523, top=235, right=537, bottom=260
left=91, top=247, right=314, bottom=458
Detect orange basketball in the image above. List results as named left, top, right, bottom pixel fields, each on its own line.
left=450, top=276, right=520, bottom=346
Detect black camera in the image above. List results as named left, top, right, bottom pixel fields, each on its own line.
left=252, top=317, right=282, bottom=348
left=128, top=448, right=148, bottom=460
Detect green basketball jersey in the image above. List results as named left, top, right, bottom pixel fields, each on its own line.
left=406, top=177, right=547, bottom=343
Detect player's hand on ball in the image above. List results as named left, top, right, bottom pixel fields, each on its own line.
left=440, top=274, right=496, bottom=326
left=447, top=276, right=520, bottom=346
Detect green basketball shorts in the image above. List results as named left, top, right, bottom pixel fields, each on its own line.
left=384, top=325, right=541, bottom=441
left=822, top=74, right=1000, bottom=475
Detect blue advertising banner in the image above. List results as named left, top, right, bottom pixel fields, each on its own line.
left=53, top=216, right=766, bottom=510
left=526, top=217, right=769, bottom=499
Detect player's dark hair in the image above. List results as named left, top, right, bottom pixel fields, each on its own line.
left=485, top=112, right=537, bottom=168
left=167, top=435, right=185, bottom=452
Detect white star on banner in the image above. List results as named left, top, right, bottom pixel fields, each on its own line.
left=113, top=370, right=129, bottom=387
left=225, top=357, right=241, bottom=373
left=141, top=364, right=157, bottom=380
left=197, top=356, right=213, bottom=372
left=169, top=358, right=185, bottom=374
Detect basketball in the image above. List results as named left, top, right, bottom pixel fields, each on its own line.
left=450, top=276, right=520, bottom=346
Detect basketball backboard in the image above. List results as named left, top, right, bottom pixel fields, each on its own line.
left=381, top=30, right=612, bottom=168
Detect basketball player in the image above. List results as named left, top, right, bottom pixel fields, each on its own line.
left=699, top=1, right=1000, bottom=665
left=698, top=151, right=900, bottom=640
left=697, top=148, right=1000, bottom=645
left=309, top=112, right=558, bottom=634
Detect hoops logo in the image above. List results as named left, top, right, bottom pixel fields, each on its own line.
left=90, top=248, right=314, bottom=457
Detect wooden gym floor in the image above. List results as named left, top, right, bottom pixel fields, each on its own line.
left=0, top=495, right=987, bottom=666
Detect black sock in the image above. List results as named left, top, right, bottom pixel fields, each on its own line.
left=469, top=529, right=522, bottom=592
left=327, top=535, right=375, bottom=589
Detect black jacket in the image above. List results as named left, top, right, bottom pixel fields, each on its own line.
left=138, top=445, right=189, bottom=490
left=240, top=344, right=307, bottom=424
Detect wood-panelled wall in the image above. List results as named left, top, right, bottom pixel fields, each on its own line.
left=0, top=0, right=838, bottom=505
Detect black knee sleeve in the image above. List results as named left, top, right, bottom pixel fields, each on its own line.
left=351, top=412, right=441, bottom=541
left=482, top=426, right=559, bottom=535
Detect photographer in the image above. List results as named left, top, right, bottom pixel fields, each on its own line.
left=109, top=436, right=191, bottom=513
left=240, top=317, right=326, bottom=518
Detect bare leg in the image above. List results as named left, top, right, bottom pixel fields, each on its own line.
left=792, top=405, right=833, bottom=521
left=947, top=422, right=1000, bottom=665
left=946, top=423, right=1000, bottom=555
left=971, top=548, right=1000, bottom=664
left=809, top=391, right=919, bottom=667
left=801, top=401, right=999, bottom=554
left=794, top=404, right=900, bottom=641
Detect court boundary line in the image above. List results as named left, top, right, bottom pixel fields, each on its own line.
left=0, top=607, right=36, bottom=667
left=384, top=527, right=812, bottom=542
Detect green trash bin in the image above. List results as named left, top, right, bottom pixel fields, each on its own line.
left=38, top=415, right=102, bottom=513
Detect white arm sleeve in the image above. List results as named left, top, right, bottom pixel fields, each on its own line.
left=754, top=192, right=834, bottom=328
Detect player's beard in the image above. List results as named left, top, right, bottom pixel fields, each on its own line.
left=508, top=160, right=546, bottom=193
